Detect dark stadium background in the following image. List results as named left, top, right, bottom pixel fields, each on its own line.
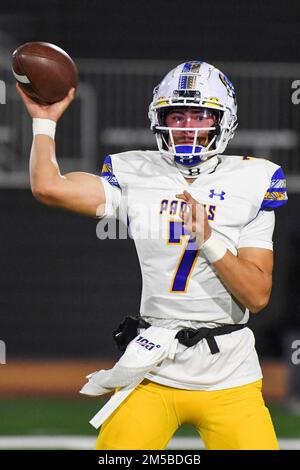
left=0, top=0, right=299, bottom=449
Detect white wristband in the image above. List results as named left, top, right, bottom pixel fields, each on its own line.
left=201, top=232, right=227, bottom=263
left=33, top=118, right=56, bottom=140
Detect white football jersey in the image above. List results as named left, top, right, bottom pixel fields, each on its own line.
left=100, top=150, right=287, bottom=390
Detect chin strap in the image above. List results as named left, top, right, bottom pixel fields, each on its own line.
left=173, top=155, right=220, bottom=179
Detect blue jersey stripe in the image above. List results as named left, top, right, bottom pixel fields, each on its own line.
left=260, top=166, right=288, bottom=210
left=101, top=155, right=121, bottom=189
left=261, top=198, right=288, bottom=210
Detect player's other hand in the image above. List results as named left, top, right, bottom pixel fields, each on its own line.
left=16, top=84, right=75, bottom=122
left=176, top=190, right=212, bottom=245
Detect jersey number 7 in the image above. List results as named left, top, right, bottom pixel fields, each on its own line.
left=168, top=220, right=200, bottom=293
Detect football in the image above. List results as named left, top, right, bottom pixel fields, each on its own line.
left=12, top=42, right=78, bottom=104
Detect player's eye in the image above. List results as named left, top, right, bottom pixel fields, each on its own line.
left=192, top=114, right=204, bottom=121
left=192, top=112, right=209, bottom=121
left=160, top=112, right=184, bottom=126
left=169, top=114, right=185, bottom=123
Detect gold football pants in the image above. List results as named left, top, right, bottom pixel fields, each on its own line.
left=96, top=378, right=279, bottom=450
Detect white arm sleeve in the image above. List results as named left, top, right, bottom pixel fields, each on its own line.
left=98, top=177, right=122, bottom=219
left=238, top=210, right=275, bottom=250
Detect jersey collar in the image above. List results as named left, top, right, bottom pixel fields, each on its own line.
left=162, top=152, right=220, bottom=179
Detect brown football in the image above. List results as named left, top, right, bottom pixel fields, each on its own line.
left=12, top=42, right=78, bottom=104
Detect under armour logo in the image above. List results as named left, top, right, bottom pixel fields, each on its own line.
left=188, top=168, right=201, bottom=176
left=209, top=189, right=226, bottom=200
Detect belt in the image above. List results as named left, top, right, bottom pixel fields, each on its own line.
left=113, top=315, right=247, bottom=355
left=176, top=324, right=247, bottom=354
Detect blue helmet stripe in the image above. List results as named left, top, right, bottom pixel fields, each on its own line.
left=178, top=62, right=192, bottom=89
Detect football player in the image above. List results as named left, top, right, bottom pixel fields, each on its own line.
left=17, top=60, right=287, bottom=450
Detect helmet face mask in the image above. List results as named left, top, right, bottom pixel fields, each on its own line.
left=156, top=106, right=222, bottom=165
left=149, top=61, right=238, bottom=165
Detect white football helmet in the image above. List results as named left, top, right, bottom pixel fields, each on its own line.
left=148, top=61, right=238, bottom=165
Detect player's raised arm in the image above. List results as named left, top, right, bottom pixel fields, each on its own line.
left=17, top=84, right=106, bottom=218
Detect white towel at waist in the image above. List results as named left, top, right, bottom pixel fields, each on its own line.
left=80, top=325, right=179, bottom=397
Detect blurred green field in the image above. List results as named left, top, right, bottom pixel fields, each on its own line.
left=0, top=398, right=299, bottom=438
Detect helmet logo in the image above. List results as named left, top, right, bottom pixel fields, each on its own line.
left=219, top=72, right=236, bottom=99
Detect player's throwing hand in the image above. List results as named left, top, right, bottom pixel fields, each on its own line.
left=16, top=83, right=75, bottom=122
